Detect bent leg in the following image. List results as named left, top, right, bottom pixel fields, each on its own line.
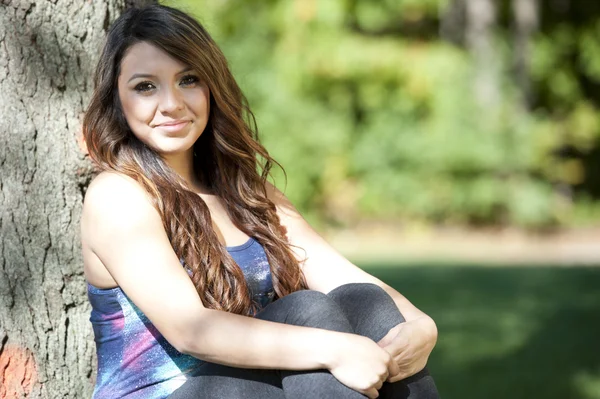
left=328, top=283, right=440, bottom=399
left=168, top=364, right=283, bottom=399
left=255, top=289, right=367, bottom=399
left=169, top=290, right=367, bottom=399
left=328, top=282, right=404, bottom=342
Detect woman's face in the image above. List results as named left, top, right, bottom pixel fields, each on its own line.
left=117, top=41, right=210, bottom=157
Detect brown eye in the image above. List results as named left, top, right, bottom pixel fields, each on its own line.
left=134, top=82, right=155, bottom=92
left=180, top=75, right=199, bottom=86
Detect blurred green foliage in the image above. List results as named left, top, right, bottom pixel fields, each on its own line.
left=365, top=263, right=600, bottom=399
left=163, top=0, right=600, bottom=229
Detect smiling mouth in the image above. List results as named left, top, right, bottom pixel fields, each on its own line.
left=155, top=120, right=190, bottom=133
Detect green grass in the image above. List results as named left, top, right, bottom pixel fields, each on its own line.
left=359, top=263, right=600, bottom=399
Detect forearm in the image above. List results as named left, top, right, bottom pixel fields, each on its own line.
left=178, top=308, right=346, bottom=370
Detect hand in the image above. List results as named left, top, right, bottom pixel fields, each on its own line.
left=377, top=317, right=437, bottom=383
left=327, top=334, right=400, bottom=398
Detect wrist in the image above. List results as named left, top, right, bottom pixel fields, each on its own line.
left=314, top=330, right=351, bottom=370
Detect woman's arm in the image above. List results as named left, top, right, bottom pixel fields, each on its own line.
left=81, top=172, right=395, bottom=398
left=264, top=182, right=438, bottom=379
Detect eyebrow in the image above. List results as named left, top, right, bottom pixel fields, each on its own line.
left=127, top=66, right=194, bottom=83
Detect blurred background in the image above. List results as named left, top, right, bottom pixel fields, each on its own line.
left=163, top=1, right=600, bottom=397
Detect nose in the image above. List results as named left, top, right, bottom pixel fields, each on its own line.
left=158, top=85, right=184, bottom=113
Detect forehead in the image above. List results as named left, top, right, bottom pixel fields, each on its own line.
left=119, top=41, right=188, bottom=78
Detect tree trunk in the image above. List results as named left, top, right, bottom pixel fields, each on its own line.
left=0, top=0, right=154, bottom=397
left=512, top=0, right=539, bottom=109
left=464, top=0, right=500, bottom=109
left=440, top=0, right=466, bottom=45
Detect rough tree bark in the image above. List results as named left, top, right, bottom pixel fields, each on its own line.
left=0, top=0, right=154, bottom=397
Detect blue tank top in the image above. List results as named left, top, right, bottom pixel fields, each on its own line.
left=88, top=237, right=274, bottom=399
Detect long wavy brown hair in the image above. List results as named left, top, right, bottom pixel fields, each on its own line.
left=83, top=4, right=307, bottom=315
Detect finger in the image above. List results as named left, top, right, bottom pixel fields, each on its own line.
left=364, top=388, right=379, bottom=399
left=388, top=358, right=400, bottom=378
left=375, top=379, right=384, bottom=390
left=387, top=373, right=405, bottom=383
left=377, top=327, right=396, bottom=347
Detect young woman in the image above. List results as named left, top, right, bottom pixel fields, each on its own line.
left=80, top=4, right=440, bottom=399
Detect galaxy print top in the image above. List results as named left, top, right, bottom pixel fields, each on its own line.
left=87, top=237, right=274, bottom=399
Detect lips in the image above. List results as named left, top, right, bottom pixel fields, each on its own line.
left=156, top=120, right=190, bottom=127
left=154, top=120, right=191, bottom=133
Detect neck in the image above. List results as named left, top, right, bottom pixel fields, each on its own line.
left=162, top=149, right=211, bottom=194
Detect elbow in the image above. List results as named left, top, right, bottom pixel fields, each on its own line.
left=411, top=314, right=438, bottom=348
left=168, top=310, right=215, bottom=357
left=172, top=337, right=193, bottom=356
left=171, top=324, right=211, bottom=357
left=168, top=330, right=196, bottom=355
left=423, top=315, right=438, bottom=347
left=166, top=318, right=206, bottom=356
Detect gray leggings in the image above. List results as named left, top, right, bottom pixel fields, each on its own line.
left=168, top=283, right=439, bottom=398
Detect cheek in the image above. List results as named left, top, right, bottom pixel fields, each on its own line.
left=121, top=93, right=155, bottom=125
left=188, top=87, right=210, bottom=115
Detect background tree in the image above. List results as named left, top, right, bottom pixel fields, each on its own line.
left=0, top=1, right=153, bottom=397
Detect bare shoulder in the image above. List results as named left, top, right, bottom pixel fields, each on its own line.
left=85, top=171, right=149, bottom=208
left=81, top=171, right=161, bottom=252
left=264, top=181, right=296, bottom=212
left=264, top=181, right=309, bottom=236
left=83, top=171, right=155, bottom=219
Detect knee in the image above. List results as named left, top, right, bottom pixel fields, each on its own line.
left=284, top=290, right=339, bottom=322
left=328, top=283, right=388, bottom=302
left=281, top=290, right=352, bottom=332
left=328, top=283, right=405, bottom=324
